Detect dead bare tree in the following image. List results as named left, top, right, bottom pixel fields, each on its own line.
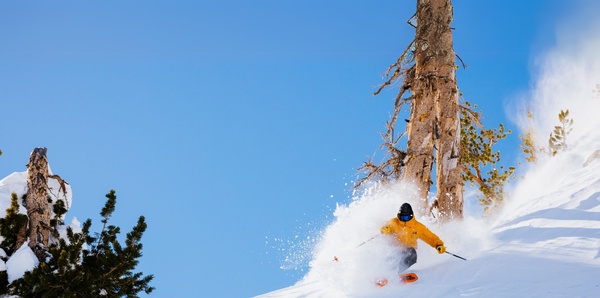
left=425, top=0, right=463, bottom=220
left=359, top=0, right=463, bottom=221
left=24, top=148, right=52, bottom=259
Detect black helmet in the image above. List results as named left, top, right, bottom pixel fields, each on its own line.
left=397, top=203, right=414, bottom=222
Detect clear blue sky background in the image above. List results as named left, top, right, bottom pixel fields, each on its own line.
left=0, top=1, right=587, bottom=297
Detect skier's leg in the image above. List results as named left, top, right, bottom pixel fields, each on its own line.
left=404, top=247, right=417, bottom=268
left=399, top=247, right=417, bottom=272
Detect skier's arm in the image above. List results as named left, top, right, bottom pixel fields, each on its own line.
left=380, top=220, right=393, bottom=234
left=417, top=223, right=444, bottom=250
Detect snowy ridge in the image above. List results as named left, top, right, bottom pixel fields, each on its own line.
left=256, top=150, right=600, bottom=297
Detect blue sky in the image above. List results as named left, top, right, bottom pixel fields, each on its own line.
left=0, top=1, right=589, bottom=297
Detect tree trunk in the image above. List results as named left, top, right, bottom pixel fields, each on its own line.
left=404, top=0, right=463, bottom=220
left=403, top=86, right=436, bottom=214
left=431, top=0, right=463, bottom=221
left=25, top=147, right=52, bottom=257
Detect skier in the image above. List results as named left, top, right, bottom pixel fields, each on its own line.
left=380, top=202, right=446, bottom=272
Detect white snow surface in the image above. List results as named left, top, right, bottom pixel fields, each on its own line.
left=6, top=241, right=38, bottom=283
left=256, top=148, right=600, bottom=298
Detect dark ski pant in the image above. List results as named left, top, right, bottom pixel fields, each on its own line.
left=399, top=247, right=417, bottom=272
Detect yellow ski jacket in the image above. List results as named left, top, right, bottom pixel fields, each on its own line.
left=380, top=217, right=444, bottom=249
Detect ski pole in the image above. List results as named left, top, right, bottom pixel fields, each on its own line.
left=445, top=251, right=467, bottom=261
left=356, top=234, right=381, bottom=248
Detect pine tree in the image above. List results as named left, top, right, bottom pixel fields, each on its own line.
left=519, top=109, right=538, bottom=163
left=0, top=193, right=28, bottom=256
left=4, top=190, right=154, bottom=297
left=460, top=102, right=515, bottom=212
left=548, top=109, right=573, bottom=156
left=0, top=193, right=28, bottom=292
left=519, top=109, right=574, bottom=161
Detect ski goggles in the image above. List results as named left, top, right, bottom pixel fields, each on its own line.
left=398, top=214, right=412, bottom=222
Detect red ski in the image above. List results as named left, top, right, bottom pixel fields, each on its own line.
left=375, top=273, right=418, bottom=287
left=401, top=272, right=418, bottom=283
left=375, top=278, right=388, bottom=287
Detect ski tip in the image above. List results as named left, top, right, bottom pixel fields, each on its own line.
left=376, top=273, right=417, bottom=287
left=401, top=273, right=418, bottom=283
left=375, top=278, right=388, bottom=287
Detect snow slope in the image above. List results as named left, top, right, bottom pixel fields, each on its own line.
left=256, top=149, right=600, bottom=297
